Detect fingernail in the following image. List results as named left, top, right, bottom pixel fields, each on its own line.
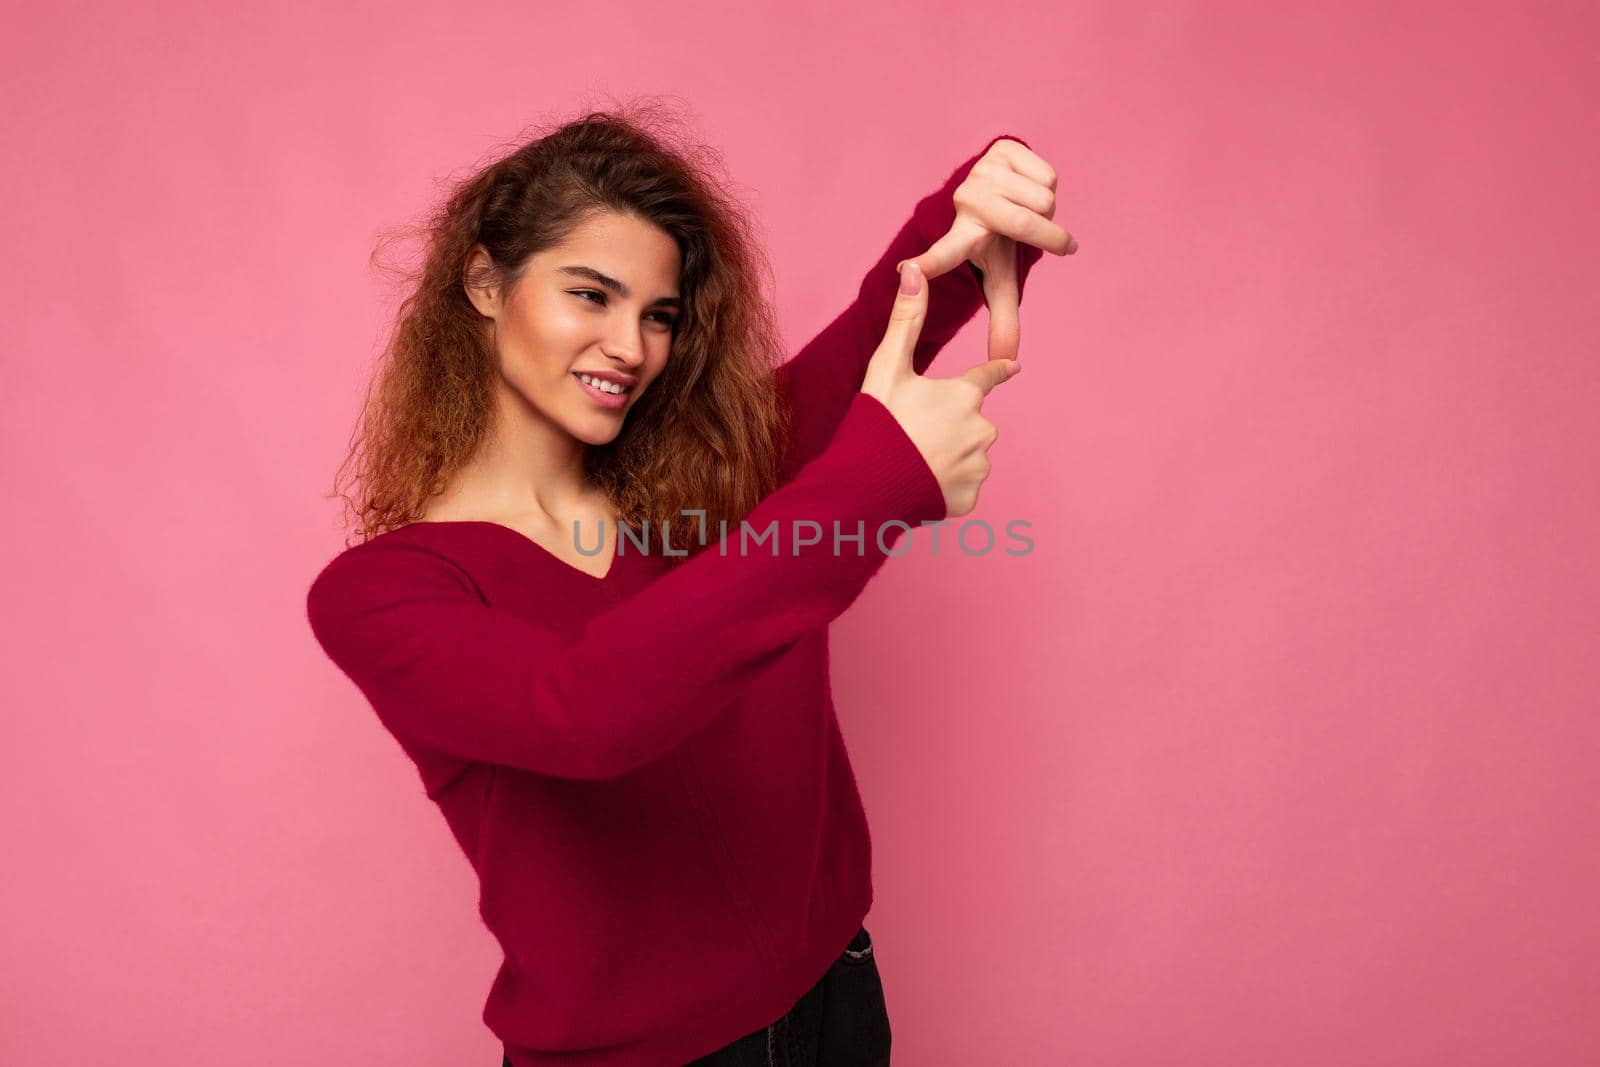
left=1006, top=361, right=1021, bottom=376
left=899, top=262, right=921, bottom=295
left=1067, top=236, right=1078, bottom=254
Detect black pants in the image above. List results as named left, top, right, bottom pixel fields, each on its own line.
left=502, top=925, right=892, bottom=1067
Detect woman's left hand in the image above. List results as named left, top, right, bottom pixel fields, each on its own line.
left=897, top=138, right=1076, bottom=362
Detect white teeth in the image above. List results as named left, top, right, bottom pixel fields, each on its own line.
left=578, top=374, right=626, bottom=394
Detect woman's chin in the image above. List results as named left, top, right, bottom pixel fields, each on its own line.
left=567, top=414, right=626, bottom=447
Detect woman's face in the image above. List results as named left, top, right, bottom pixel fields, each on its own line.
left=472, top=209, right=682, bottom=446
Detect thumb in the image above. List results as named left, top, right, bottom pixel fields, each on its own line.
left=958, top=357, right=1022, bottom=400
left=897, top=225, right=972, bottom=283
left=866, top=262, right=929, bottom=379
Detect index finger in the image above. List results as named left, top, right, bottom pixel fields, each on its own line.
left=981, top=245, right=1021, bottom=362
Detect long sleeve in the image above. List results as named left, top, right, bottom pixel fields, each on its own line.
left=306, top=393, right=945, bottom=782
left=775, top=132, right=1047, bottom=479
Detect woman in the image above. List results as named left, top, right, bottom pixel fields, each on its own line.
left=306, top=103, right=1071, bottom=1066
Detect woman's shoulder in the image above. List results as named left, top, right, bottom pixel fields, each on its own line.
left=308, top=523, right=485, bottom=608
left=317, top=519, right=474, bottom=563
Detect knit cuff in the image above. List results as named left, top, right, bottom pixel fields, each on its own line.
left=829, top=393, right=948, bottom=529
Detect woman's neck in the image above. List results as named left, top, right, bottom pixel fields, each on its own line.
left=420, top=393, right=604, bottom=527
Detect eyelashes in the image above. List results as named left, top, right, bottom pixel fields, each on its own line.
left=568, top=289, right=678, bottom=328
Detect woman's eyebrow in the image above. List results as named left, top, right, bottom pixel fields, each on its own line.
left=557, top=265, right=681, bottom=307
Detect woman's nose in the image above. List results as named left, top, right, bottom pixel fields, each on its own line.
left=600, top=324, right=646, bottom=367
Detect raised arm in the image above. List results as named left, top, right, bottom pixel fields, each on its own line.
left=775, top=133, right=1047, bottom=478
left=306, top=394, right=945, bottom=783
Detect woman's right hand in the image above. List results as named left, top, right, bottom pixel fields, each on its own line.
left=860, top=262, right=1021, bottom=518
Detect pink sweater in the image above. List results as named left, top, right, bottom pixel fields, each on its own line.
left=305, top=133, right=1042, bottom=1066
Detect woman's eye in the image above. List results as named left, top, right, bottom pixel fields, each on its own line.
left=569, top=290, right=676, bottom=330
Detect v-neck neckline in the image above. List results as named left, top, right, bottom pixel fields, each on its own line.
left=406, top=519, right=619, bottom=582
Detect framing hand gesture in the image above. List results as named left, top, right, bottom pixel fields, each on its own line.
left=897, top=138, right=1076, bottom=362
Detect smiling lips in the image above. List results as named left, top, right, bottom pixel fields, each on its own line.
left=573, top=372, right=632, bottom=409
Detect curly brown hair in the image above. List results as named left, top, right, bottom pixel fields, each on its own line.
left=328, top=98, right=791, bottom=559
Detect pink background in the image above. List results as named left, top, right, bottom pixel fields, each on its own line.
left=3, top=3, right=1597, bottom=1064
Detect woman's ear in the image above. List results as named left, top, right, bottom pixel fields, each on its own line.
left=462, top=244, right=502, bottom=320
